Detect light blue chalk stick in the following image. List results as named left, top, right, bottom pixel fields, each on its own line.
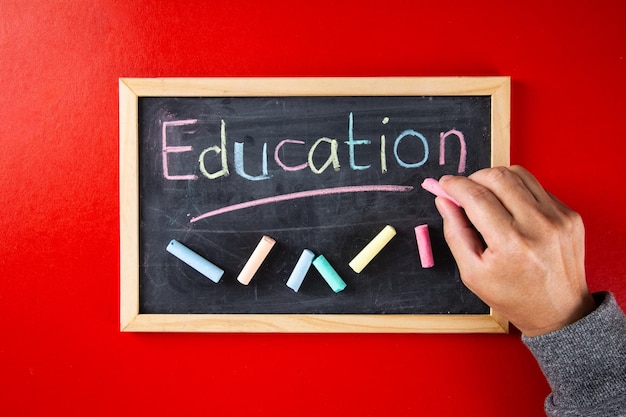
left=312, top=255, right=347, bottom=293
left=166, top=239, right=224, bottom=283
left=286, top=249, right=315, bottom=292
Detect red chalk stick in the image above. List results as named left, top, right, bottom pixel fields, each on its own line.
left=421, top=178, right=461, bottom=207
left=414, top=224, right=435, bottom=268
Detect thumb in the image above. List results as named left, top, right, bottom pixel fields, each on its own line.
left=435, top=197, right=484, bottom=274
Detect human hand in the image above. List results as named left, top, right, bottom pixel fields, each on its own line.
left=435, top=166, right=596, bottom=337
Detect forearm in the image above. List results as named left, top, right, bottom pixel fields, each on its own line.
left=522, top=292, right=626, bottom=416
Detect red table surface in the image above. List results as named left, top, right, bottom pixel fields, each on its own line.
left=1, top=1, right=624, bottom=416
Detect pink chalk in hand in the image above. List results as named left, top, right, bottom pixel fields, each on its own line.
left=421, top=178, right=461, bottom=207
left=414, top=224, right=435, bottom=268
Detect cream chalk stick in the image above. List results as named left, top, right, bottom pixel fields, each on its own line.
left=349, top=225, right=397, bottom=273
left=236, top=235, right=276, bottom=285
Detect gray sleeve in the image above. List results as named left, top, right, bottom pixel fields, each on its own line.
left=522, top=292, right=626, bottom=417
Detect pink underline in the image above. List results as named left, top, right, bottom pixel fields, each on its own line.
left=190, top=185, right=414, bottom=223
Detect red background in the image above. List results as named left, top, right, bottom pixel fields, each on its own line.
left=1, top=1, right=624, bottom=416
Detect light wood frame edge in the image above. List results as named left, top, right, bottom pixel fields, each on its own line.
left=119, top=77, right=510, bottom=333
left=120, top=79, right=140, bottom=331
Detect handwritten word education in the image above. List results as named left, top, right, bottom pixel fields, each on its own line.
left=162, top=114, right=467, bottom=182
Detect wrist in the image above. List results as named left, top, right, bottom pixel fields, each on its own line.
left=520, top=293, right=597, bottom=337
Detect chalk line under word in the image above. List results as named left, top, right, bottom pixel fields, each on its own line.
left=190, top=184, right=414, bottom=223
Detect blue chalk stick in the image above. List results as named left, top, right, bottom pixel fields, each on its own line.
left=166, top=239, right=224, bottom=283
left=312, top=255, right=347, bottom=293
left=286, top=249, right=315, bottom=292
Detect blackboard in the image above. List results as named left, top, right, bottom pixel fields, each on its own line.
left=120, top=77, right=510, bottom=332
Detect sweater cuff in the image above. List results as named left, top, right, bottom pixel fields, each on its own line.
left=522, top=292, right=626, bottom=413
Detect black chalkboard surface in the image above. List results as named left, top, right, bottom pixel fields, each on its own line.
left=120, top=77, right=510, bottom=332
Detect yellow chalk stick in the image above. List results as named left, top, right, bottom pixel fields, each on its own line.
left=349, top=225, right=396, bottom=273
left=236, top=235, right=276, bottom=285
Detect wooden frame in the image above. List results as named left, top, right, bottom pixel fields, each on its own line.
left=120, top=77, right=510, bottom=333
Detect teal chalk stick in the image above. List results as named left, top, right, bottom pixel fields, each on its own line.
left=312, top=255, right=347, bottom=293
left=166, top=239, right=224, bottom=283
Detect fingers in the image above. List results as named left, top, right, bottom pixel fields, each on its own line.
left=507, top=165, right=550, bottom=204
left=467, top=166, right=541, bottom=218
left=438, top=172, right=514, bottom=247
left=435, top=196, right=485, bottom=264
left=439, top=166, right=564, bottom=246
